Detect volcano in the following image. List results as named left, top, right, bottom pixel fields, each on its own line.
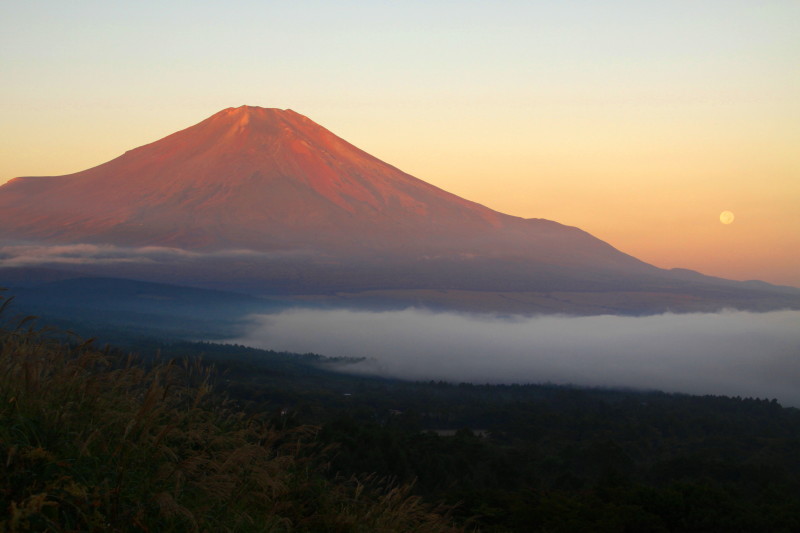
left=1, top=106, right=798, bottom=314
left=0, top=107, right=628, bottom=263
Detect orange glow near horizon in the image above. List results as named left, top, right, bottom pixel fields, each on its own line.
left=1, top=104, right=798, bottom=288
left=1, top=2, right=797, bottom=287
left=332, top=103, right=799, bottom=287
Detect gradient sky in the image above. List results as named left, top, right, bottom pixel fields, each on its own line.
left=2, top=1, right=798, bottom=286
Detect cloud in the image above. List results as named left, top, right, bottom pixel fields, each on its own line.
left=0, top=243, right=318, bottom=267
left=0, top=244, right=148, bottom=267
left=232, top=308, right=800, bottom=407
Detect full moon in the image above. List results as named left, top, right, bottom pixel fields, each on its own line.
left=720, top=211, right=735, bottom=225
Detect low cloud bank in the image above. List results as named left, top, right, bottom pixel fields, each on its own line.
left=0, top=243, right=315, bottom=267
left=233, top=308, right=800, bottom=407
left=0, top=244, right=150, bottom=267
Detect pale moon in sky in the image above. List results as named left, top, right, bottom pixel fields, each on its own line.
left=720, top=211, right=735, bottom=225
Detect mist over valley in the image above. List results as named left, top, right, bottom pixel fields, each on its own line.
left=233, top=307, right=800, bottom=407
left=2, top=105, right=798, bottom=411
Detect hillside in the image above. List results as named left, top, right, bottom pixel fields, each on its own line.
left=0, top=309, right=459, bottom=532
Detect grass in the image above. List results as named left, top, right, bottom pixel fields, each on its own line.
left=0, top=293, right=462, bottom=532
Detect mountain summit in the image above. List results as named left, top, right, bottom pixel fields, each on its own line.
left=0, top=107, right=506, bottom=249
left=1, top=106, right=797, bottom=314
left=0, top=106, right=636, bottom=266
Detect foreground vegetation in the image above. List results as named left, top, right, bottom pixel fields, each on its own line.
left=3, top=294, right=800, bottom=531
left=163, top=342, right=800, bottom=532
left=0, top=304, right=460, bottom=531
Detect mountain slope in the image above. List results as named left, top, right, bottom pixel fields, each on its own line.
left=0, top=107, right=505, bottom=246
left=0, top=106, right=797, bottom=313
left=0, top=107, right=647, bottom=270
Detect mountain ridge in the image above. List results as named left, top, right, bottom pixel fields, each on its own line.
left=0, top=106, right=646, bottom=268
left=0, top=106, right=797, bottom=314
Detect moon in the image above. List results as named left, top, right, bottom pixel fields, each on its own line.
left=720, top=211, right=735, bottom=225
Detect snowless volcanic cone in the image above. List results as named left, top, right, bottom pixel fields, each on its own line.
left=0, top=106, right=646, bottom=272
left=2, top=106, right=799, bottom=313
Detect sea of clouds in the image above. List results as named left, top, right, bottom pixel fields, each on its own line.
left=232, top=308, right=800, bottom=407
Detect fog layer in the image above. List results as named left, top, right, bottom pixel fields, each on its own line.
left=233, top=308, right=800, bottom=407
left=0, top=243, right=315, bottom=268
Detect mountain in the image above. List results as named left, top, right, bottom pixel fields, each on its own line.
left=0, top=107, right=638, bottom=267
left=0, top=106, right=798, bottom=314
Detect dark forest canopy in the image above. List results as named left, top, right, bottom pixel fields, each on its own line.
left=147, top=340, right=800, bottom=531
left=2, top=301, right=800, bottom=531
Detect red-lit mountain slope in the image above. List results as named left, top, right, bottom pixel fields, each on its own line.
left=0, top=106, right=645, bottom=269
left=1, top=106, right=797, bottom=313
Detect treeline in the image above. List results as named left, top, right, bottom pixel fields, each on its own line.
left=159, top=340, right=800, bottom=532
left=4, top=321, right=800, bottom=531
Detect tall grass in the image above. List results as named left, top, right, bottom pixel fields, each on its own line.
left=0, top=293, right=462, bottom=532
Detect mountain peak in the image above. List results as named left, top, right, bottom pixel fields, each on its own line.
left=208, top=105, right=295, bottom=133
left=212, top=105, right=306, bottom=125
left=217, top=105, right=293, bottom=118
left=0, top=106, right=508, bottom=250
left=192, top=105, right=333, bottom=151
left=1, top=107, right=798, bottom=314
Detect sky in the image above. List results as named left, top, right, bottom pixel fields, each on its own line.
left=2, top=1, right=798, bottom=286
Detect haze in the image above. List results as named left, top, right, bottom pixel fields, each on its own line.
left=233, top=309, right=800, bottom=408
left=2, top=2, right=798, bottom=286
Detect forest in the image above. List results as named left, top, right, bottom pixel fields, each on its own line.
left=2, top=303, right=800, bottom=531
